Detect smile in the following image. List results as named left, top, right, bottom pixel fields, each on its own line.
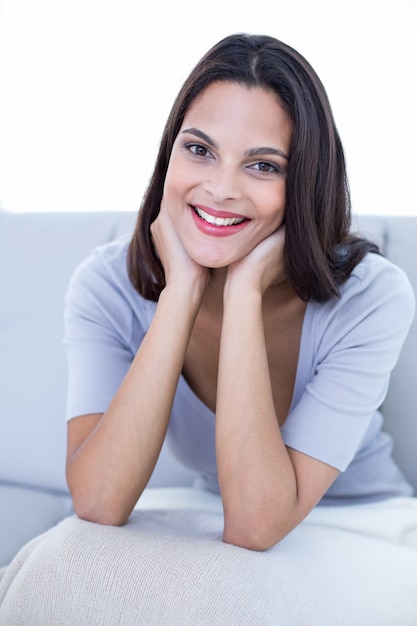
left=193, top=206, right=246, bottom=227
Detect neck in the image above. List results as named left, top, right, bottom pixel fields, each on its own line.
left=203, top=266, right=299, bottom=310
left=207, top=267, right=228, bottom=292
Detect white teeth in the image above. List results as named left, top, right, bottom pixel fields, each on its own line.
left=194, top=207, right=244, bottom=226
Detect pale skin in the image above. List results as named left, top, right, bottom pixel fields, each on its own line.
left=66, top=82, right=339, bottom=551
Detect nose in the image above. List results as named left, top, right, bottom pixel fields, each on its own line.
left=203, top=162, right=243, bottom=203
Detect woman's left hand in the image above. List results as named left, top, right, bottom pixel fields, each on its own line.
left=225, top=225, right=286, bottom=295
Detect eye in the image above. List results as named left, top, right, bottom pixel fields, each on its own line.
left=249, top=161, right=282, bottom=174
left=186, top=143, right=213, bottom=158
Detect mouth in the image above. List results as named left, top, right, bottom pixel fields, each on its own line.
left=192, top=205, right=248, bottom=227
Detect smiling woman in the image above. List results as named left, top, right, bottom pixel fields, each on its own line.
left=62, top=32, right=413, bottom=540
left=1, top=31, right=415, bottom=623
left=129, top=35, right=375, bottom=304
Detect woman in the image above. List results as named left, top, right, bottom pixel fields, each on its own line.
left=65, top=33, right=414, bottom=552
left=1, top=34, right=416, bottom=626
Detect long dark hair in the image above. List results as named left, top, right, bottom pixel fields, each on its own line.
left=128, top=33, right=378, bottom=302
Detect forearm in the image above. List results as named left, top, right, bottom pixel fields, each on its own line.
left=67, top=283, right=202, bottom=525
left=216, top=285, right=298, bottom=550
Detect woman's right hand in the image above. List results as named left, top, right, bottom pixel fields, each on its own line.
left=150, top=199, right=210, bottom=296
left=67, top=201, right=209, bottom=527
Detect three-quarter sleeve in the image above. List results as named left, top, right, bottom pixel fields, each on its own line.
left=64, top=238, right=150, bottom=420
left=281, top=255, right=415, bottom=471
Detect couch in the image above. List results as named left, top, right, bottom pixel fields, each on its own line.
left=0, top=210, right=416, bottom=623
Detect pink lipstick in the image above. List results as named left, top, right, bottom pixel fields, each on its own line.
left=191, top=204, right=250, bottom=237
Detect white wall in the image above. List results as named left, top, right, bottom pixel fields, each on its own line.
left=0, top=0, right=416, bottom=216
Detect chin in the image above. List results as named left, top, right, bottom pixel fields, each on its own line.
left=191, top=255, right=229, bottom=269
left=189, top=247, right=243, bottom=269
left=185, top=236, right=255, bottom=269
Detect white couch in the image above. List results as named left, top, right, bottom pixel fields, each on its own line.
left=0, top=209, right=416, bottom=570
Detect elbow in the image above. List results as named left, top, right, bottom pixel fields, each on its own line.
left=69, top=489, right=130, bottom=527
left=222, top=518, right=286, bottom=552
left=67, top=472, right=132, bottom=526
left=76, top=508, right=128, bottom=527
left=73, top=500, right=129, bottom=527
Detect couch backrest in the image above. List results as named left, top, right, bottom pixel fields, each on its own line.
left=0, top=211, right=415, bottom=493
left=355, top=215, right=417, bottom=491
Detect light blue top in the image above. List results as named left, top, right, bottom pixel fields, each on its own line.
left=64, top=235, right=415, bottom=505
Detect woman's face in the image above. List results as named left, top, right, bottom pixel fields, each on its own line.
left=163, top=81, right=293, bottom=268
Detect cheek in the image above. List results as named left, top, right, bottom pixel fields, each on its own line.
left=164, top=158, right=197, bottom=201
left=256, top=183, right=286, bottom=225
left=163, top=164, right=181, bottom=202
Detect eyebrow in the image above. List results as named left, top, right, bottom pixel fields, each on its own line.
left=182, top=128, right=219, bottom=149
left=181, top=128, right=289, bottom=160
left=244, top=146, right=289, bottom=160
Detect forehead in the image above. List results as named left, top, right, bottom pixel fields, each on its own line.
left=182, top=81, right=292, bottom=145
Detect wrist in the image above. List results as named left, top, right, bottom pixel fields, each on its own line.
left=224, top=268, right=263, bottom=301
left=223, top=275, right=263, bottom=310
left=161, top=275, right=207, bottom=308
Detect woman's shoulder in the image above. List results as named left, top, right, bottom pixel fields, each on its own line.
left=340, top=252, right=415, bottom=310
left=64, top=235, right=157, bottom=348
left=67, top=235, right=132, bottom=297
left=75, top=233, right=130, bottom=274
left=65, top=235, right=154, bottom=323
left=349, top=250, right=410, bottom=283
left=310, top=252, right=415, bottom=346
